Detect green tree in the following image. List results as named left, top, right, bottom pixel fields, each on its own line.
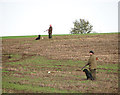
left=70, top=19, right=93, bottom=34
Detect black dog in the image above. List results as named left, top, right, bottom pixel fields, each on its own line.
left=83, top=69, right=94, bottom=80
left=35, top=35, right=41, bottom=40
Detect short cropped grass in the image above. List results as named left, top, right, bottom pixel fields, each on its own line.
left=2, top=55, right=118, bottom=93
left=1, top=32, right=119, bottom=39
left=3, top=81, right=72, bottom=93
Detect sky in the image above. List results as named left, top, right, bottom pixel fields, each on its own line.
left=118, top=1, right=120, bottom=32
left=0, top=0, right=119, bottom=36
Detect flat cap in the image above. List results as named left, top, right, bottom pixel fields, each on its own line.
left=89, top=51, right=94, bottom=54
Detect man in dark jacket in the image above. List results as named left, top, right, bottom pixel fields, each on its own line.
left=86, top=51, right=97, bottom=80
left=48, top=25, right=52, bottom=39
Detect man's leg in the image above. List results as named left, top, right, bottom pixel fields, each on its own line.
left=50, top=34, right=52, bottom=38
left=90, top=69, right=96, bottom=80
left=49, top=34, right=50, bottom=39
left=49, top=33, right=52, bottom=39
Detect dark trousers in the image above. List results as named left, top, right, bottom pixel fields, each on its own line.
left=49, top=33, right=52, bottom=39
left=90, top=69, right=96, bottom=80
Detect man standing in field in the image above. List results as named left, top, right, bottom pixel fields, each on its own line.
left=85, top=51, right=97, bottom=80
left=48, top=25, right=52, bottom=39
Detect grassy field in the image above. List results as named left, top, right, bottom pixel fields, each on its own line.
left=1, top=32, right=119, bottom=39
left=2, top=33, right=119, bottom=93
left=2, top=55, right=118, bottom=93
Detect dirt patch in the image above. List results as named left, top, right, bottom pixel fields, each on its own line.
left=2, top=53, right=35, bottom=63
left=2, top=34, right=119, bottom=93
left=2, top=34, right=119, bottom=63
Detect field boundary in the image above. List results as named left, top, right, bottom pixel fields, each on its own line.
left=1, top=32, right=119, bottom=39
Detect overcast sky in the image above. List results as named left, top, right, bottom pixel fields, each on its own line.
left=0, top=0, right=119, bottom=36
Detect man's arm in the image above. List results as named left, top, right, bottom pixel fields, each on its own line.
left=80, top=63, right=89, bottom=71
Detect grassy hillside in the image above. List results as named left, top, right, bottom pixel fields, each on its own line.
left=2, top=33, right=119, bottom=93
left=1, top=32, right=119, bottom=39
left=2, top=55, right=118, bottom=93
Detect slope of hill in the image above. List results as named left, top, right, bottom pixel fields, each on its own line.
left=2, top=33, right=119, bottom=93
